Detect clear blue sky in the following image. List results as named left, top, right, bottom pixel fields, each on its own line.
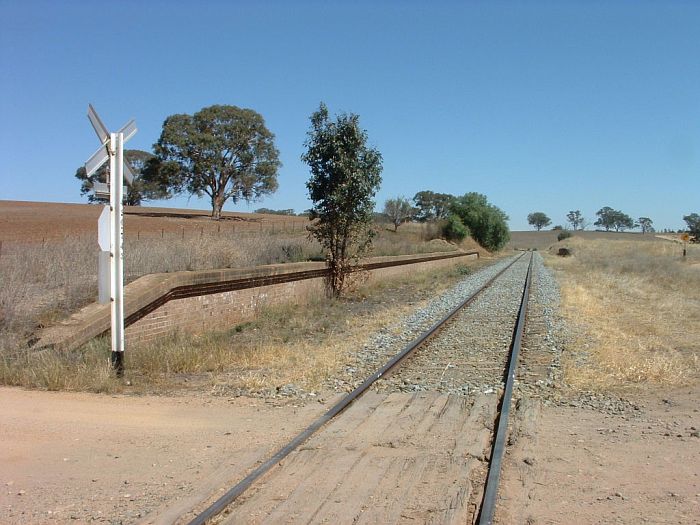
left=1, top=0, right=698, bottom=231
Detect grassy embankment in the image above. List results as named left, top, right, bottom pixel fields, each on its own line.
left=547, top=236, right=699, bottom=391
left=0, top=219, right=489, bottom=393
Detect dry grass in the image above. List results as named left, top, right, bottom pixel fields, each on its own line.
left=0, top=259, right=488, bottom=393
left=546, top=237, right=700, bottom=392
left=0, top=226, right=458, bottom=336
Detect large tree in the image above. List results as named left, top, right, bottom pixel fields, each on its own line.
left=302, top=103, right=383, bottom=297
left=594, top=206, right=616, bottom=231
left=412, top=191, right=454, bottom=222
left=384, top=197, right=415, bottom=231
left=74, top=149, right=168, bottom=206
left=594, top=206, right=634, bottom=232
left=450, top=192, right=510, bottom=251
left=566, top=210, right=585, bottom=231
left=149, top=105, right=281, bottom=220
left=684, top=213, right=700, bottom=242
left=527, top=211, right=551, bottom=231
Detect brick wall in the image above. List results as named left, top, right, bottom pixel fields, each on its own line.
left=37, top=251, right=478, bottom=350
left=125, top=253, right=476, bottom=346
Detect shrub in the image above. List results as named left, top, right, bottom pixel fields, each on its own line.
left=441, top=215, right=469, bottom=242
left=557, top=231, right=573, bottom=242
left=450, top=192, right=510, bottom=251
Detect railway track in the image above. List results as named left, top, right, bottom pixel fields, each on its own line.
left=174, top=252, right=536, bottom=525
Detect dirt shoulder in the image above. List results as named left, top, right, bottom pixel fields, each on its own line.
left=498, top=385, right=700, bottom=525
left=0, top=387, right=334, bottom=524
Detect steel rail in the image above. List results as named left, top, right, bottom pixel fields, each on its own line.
left=477, top=251, right=534, bottom=525
left=185, top=253, right=526, bottom=525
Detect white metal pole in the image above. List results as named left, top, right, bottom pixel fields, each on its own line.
left=110, top=132, right=126, bottom=374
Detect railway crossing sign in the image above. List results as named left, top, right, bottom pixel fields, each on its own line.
left=84, top=104, right=137, bottom=375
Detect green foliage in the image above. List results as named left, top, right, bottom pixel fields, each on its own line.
left=412, top=191, right=455, bottom=222
left=383, top=196, right=416, bottom=231
left=74, top=150, right=169, bottom=206
left=441, top=214, right=469, bottom=242
left=637, top=217, right=654, bottom=234
left=594, top=206, right=635, bottom=232
left=552, top=225, right=564, bottom=231
left=455, top=264, right=472, bottom=276
left=450, top=192, right=510, bottom=251
left=302, top=103, right=383, bottom=296
left=148, top=105, right=281, bottom=220
left=684, top=213, right=700, bottom=242
left=557, top=231, right=573, bottom=241
left=527, top=211, right=551, bottom=231
left=566, top=210, right=585, bottom=231
left=254, top=208, right=296, bottom=216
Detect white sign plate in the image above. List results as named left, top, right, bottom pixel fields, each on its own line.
left=98, top=204, right=110, bottom=251
left=85, top=144, right=109, bottom=177
left=88, top=104, right=109, bottom=143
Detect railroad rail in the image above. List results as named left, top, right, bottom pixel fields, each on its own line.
left=182, top=252, right=534, bottom=525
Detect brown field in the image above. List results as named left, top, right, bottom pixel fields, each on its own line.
left=508, top=229, right=673, bottom=251
left=0, top=200, right=310, bottom=242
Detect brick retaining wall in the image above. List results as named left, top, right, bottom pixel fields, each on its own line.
left=37, top=251, right=478, bottom=350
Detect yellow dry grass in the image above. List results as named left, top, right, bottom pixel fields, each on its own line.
left=546, top=237, right=700, bottom=392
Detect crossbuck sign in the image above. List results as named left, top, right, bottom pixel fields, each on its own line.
left=84, top=104, right=137, bottom=375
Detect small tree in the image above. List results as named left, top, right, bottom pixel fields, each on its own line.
left=566, top=210, right=584, bottom=231
left=384, top=197, right=415, bottom=231
left=684, top=213, right=700, bottom=242
left=527, top=212, right=551, bottom=231
left=302, top=103, right=383, bottom=296
left=149, top=105, right=281, bottom=220
left=638, top=217, right=654, bottom=234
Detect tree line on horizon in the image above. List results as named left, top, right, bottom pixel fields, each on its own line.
left=525, top=209, right=698, bottom=240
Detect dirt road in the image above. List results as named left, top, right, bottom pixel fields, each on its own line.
left=0, top=388, right=329, bottom=524
left=2, top=385, right=699, bottom=524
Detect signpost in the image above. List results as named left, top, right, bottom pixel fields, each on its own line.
left=84, top=104, right=137, bottom=376
left=681, top=232, right=690, bottom=258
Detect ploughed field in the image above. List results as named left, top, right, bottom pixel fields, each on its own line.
left=0, top=200, right=310, bottom=242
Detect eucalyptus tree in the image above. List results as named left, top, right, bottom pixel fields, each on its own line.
left=302, top=103, right=383, bottom=296
left=149, top=105, right=280, bottom=219
left=638, top=217, right=654, bottom=234
left=684, top=213, right=700, bottom=241
left=527, top=212, right=551, bottom=231
left=566, top=210, right=585, bottom=231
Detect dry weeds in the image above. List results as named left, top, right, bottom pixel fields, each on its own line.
left=0, top=227, right=457, bottom=339
left=546, top=237, right=699, bottom=391
left=0, top=260, right=487, bottom=393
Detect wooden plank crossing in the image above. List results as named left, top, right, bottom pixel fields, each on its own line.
left=222, top=391, right=498, bottom=524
